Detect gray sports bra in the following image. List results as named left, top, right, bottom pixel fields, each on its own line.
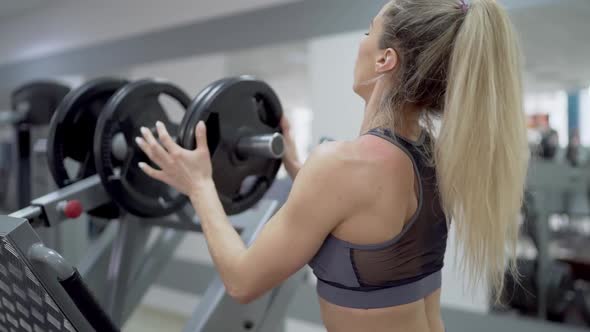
left=308, top=128, right=449, bottom=309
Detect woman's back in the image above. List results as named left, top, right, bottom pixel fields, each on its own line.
left=311, top=130, right=446, bottom=332
left=319, top=290, right=442, bottom=332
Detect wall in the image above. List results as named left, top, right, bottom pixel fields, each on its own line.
left=129, top=54, right=226, bottom=97
left=524, top=91, right=569, bottom=147
left=308, top=32, right=365, bottom=143
left=580, top=88, right=590, bottom=146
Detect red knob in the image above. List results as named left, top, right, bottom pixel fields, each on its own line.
left=63, top=200, right=83, bottom=219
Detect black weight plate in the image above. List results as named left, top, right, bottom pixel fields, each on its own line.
left=178, top=76, right=283, bottom=216
left=576, top=286, right=590, bottom=326
left=94, top=79, right=191, bottom=218
left=546, top=261, right=575, bottom=321
left=11, top=81, right=70, bottom=125
left=47, top=78, right=128, bottom=219
left=503, top=258, right=536, bottom=313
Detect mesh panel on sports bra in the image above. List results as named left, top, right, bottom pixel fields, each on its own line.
left=351, top=129, right=448, bottom=288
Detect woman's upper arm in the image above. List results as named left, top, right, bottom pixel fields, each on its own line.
left=235, top=143, right=361, bottom=301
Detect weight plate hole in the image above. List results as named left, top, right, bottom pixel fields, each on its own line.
left=158, top=95, right=185, bottom=123
left=64, top=157, right=81, bottom=180
left=254, top=94, right=279, bottom=128
left=111, top=133, right=128, bottom=162
left=205, top=113, right=220, bottom=154
left=239, top=175, right=259, bottom=196
left=243, top=320, right=254, bottom=330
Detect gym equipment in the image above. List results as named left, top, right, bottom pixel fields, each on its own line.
left=0, top=142, right=11, bottom=202
left=94, top=79, right=191, bottom=218
left=502, top=258, right=537, bottom=313
left=5, top=81, right=71, bottom=210
left=566, top=143, right=580, bottom=167
left=0, top=76, right=301, bottom=331
left=546, top=262, right=576, bottom=321
left=539, top=129, right=559, bottom=160
left=47, top=78, right=128, bottom=219
left=502, top=258, right=575, bottom=321
left=10, top=82, right=70, bottom=126
left=178, top=76, right=283, bottom=215
left=515, top=160, right=590, bottom=321
left=575, top=283, right=590, bottom=326
left=2, top=188, right=301, bottom=332
left=93, top=76, right=284, bottom=218
left=0, top=218, right=100, bottom=332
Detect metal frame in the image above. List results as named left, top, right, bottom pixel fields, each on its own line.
left=15, top=123, right=32, bottom=209
left=1, top=173, right=300, bottom=331
left=0, top=216, right=95, bottom=331
left=182, top=197, right=304, bottom=332
left=18, top=175, right=111, bottom=227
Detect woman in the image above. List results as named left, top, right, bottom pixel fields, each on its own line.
left=135, top=0, right=529, bottom=331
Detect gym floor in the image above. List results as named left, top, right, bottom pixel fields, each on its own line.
left=125, top=306, right=325, bottom=332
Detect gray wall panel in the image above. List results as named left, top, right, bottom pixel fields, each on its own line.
left=0, top=0, right=384, bottom=98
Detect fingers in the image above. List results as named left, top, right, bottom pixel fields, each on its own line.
left=280, top=116, right=291, bottom=134
left=195, top=121, right=209, bottom=154
left=155, top=121, right=180, bottom=153
left=138, top=162, right=169, bottom=183
left=137, top=127, right=172, bottom=167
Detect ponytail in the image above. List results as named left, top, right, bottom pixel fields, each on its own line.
left=436, top=0, right=529, bottom=300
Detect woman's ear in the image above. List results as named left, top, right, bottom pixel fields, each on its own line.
left=375, top=48, right=398, bottom=73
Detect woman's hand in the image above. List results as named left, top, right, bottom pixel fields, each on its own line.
left=280, top=116, right=302, bottom=180
left=135, top=121, right=212, bottom=197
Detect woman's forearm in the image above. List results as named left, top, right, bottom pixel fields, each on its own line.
left=190, top=180, right=247, bottom=294
left=284, top=160, right=302, bottom=180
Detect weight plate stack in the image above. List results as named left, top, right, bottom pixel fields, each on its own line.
left=47, top=78, right=128, bottom=219
left=178, top=76, right=283, bottom=216
left=11, top=81, right=70, bottom=125
left=94, top=79, right=191, bottom=218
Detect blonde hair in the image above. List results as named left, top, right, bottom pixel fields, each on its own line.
left=377, top=0, right=530, bottom=300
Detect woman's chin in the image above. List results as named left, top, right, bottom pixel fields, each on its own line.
left=352, top=82, right=363, bottom=96
left=352, top=84, right=370, bottom=102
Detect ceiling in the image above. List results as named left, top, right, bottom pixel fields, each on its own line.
left=0, top=0, right=61, bottom=20
left=512, top=0, right=590, bottom=92
left=0, top=0, right=588, bottom=94
left=0, top=0, right=300, bottom=65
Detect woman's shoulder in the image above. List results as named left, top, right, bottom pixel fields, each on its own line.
left=307, top=136, right=414, bottom=176
left=286, top=141, right=367, bottom=215
left=306, top=140, right=362, bottom=171
left=295, top=141, right=366, bottom=199
left=301, top=138, right=413, bottom=201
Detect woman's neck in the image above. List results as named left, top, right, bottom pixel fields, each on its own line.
left=359, top=82, right=423, bottom=141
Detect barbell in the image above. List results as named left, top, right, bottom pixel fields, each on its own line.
left=47, top=76, right=284, bottom=218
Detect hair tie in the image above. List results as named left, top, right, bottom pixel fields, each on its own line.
left=459, top=0, right=469, bottom=13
